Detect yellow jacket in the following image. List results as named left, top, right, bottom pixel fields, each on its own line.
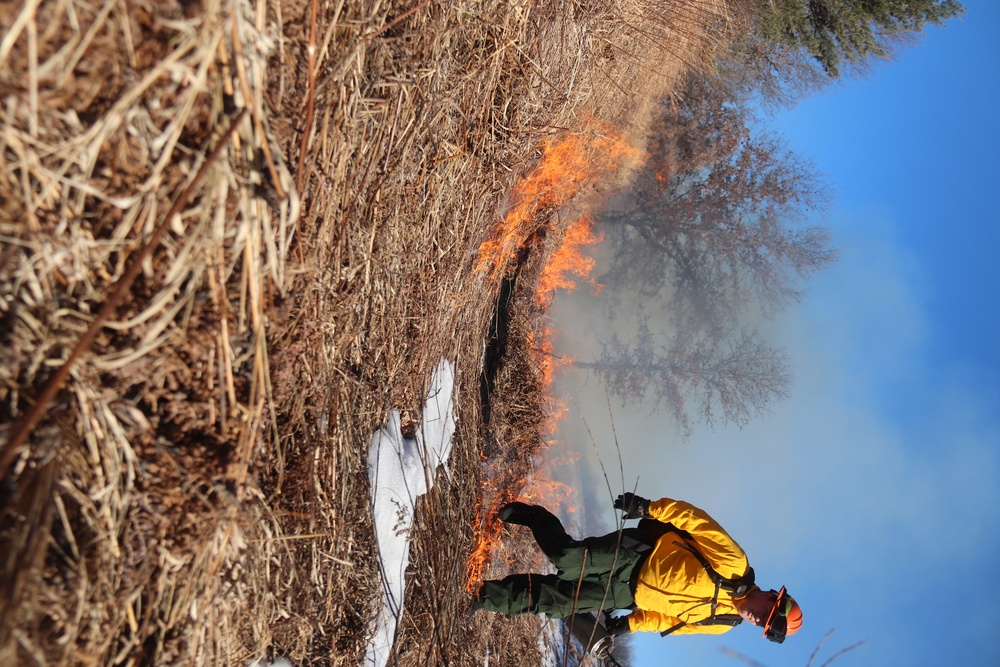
left=627, top=498, right=751, bottom=635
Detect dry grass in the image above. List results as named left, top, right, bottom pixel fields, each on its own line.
left=0, top=0, right=732, bottom=665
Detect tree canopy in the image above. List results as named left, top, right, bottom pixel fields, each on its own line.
left=601, top=73, right=835, bottom=332
left=573, top=71, right=835, bottom=432
left=562, top=0, right=964, bottom=434
left=753, top=0, right=965, bottom=77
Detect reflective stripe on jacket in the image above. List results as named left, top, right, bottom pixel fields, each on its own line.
left=627, top=498, right=750, bottom=635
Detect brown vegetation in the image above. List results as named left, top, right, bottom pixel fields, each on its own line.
left=0, top=1, right=732, bottom=665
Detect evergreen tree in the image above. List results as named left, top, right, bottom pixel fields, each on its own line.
left=754, top=0, right=965, bottom=77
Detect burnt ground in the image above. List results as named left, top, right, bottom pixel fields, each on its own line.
left=0, top=1, right=728, bottom=665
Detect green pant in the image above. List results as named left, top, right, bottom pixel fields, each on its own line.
left=481, top=507, right=645, bottom=618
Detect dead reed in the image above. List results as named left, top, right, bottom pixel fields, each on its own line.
left=0, top=0, right=731, bottom=664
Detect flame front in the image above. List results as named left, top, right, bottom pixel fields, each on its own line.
left=467, top=125, right=644, bottom=592
left=474, top=125, right=643, bottom=285
left=535, top=215, right=604, bottom=308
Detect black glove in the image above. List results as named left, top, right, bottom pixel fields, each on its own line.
left=604, top=614, right=632, bottom=637
left=614, top=492, right=650, bottom=519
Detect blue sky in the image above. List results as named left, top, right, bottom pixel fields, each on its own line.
left=545, top=2, right=1000, bottom=665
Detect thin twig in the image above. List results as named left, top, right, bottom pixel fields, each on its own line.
left=819, top=639, right=868, bottom=667
left=806, top=628, right=836, bottom=667
left=719, top=647, right=769, bottom=667
left=294, top=0, right=319, bottom=196
left=565, top=549, right=590, bottom=667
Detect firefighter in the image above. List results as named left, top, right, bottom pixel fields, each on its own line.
left=474, top=493, right=802, bottom=643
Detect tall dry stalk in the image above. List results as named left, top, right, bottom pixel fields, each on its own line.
left=1, top=0, right=741, bottom=664
left=1, top=0, right=296, bottom=663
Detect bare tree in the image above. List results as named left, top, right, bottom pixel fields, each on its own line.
left=579, top=71, right=834, bottom=434
left=716, top=29, right=835, bottom=111
left=601, top=72, right=835, bottom=330
left=574, top=323, right=791, bottom=435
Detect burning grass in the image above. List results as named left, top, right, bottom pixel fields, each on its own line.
left=1, top=0, right=733, bottom=664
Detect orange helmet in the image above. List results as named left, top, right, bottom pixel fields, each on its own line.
left=762, top=587, right=802, bottom=643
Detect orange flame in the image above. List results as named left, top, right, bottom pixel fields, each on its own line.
left=525, top=326, right=573, bottom=413
left=467, top=125, right=645, bottom=592
left=535, top=215, right=605, bottom=308
left=466, top=506, right=506, bottom=590
left=474, top=125, right=644, bottom=285
left=521, top=448, right=584, bottom=519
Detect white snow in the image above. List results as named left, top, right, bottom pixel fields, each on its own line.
left=365, top=359, right=457, bottom=667
left=539, top=618, right=585, bottom=667
left=539, top=619, right=565, bottom=667
left=248, top=659, right=293, bottom=667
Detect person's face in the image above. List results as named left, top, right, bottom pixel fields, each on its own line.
left=735, top=589, right=777, bottom=627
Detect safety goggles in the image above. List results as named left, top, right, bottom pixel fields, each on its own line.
left=762, top=586, right=791, bottom=644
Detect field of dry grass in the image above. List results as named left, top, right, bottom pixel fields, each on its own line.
left=0, top=1, right=733, bottom=664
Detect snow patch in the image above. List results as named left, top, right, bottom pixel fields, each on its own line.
left=539, top=618, right=583, bottom=667
left=365, top=359, right=457, bottom=667
left=248, top=659, right=293, bottom=667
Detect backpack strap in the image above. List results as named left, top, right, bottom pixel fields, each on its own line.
left=633, top=519, right=755, bottom=596
left=660, top=614, right=744, bottom=636
left=633, top=520, right=754, bottom=638
left=672, top=539, right=755, bottom=597
left=661, top=621, right=687, bottom=637
left=698, top=613, right=744, bottom=627
left=656, top=539, right=754, bottom=638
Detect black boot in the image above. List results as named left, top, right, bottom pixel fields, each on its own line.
left=498, top=501, right=544, bottom=526
left=468, top=584, right=486, bottom=617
